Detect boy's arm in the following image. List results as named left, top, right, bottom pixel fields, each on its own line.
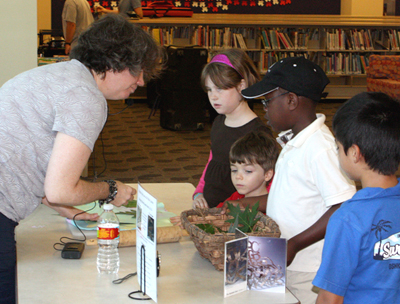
left=316, top=289, right=344, bottom=304
left=225, top=194, right=268, bottom=213
left=287, top=203, right=341, bottom=266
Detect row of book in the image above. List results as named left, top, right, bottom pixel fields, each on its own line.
left=388, top=29, right=400, bottom=50
left=249, top=51, right=370, bottom=75
left=260, top=28, right=322, bottom=50
left=142, top=25, right=400, bottom=53
left=324, top=29, right=396, bottom=51
left=255, top=51, right=321, bottom=73
left=142, top=26, right=373, bottom=75
left=325, top=53, right=370, bottom=75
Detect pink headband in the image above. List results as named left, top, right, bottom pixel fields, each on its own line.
left=209, top=54, right=243, bottom=78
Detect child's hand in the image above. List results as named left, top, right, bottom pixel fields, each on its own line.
left=170, top=215, right=183, bottom=228
left=192, top=194, right=209, bottom=209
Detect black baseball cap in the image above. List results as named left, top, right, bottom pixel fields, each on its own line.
left=241, top=56, right=330, bottom=102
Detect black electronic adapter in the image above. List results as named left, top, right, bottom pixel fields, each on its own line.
left=61, top=242, right=85, bottom=259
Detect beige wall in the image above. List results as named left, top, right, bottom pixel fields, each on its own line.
left=0, top=0, right=37, bottom=86
left=38, top=0, right=52, bottom=32
left=341, top=0, right=384, bottom=16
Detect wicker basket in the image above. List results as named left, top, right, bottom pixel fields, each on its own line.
left=181, top=208, right=281, bottom=271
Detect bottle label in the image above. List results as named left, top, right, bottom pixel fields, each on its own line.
left=97, top=224, right=120, bottom=240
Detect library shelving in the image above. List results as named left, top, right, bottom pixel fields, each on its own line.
left=132, top=14, right=400, bottom=100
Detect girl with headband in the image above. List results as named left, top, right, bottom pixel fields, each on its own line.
left=192, top=48, right=273, bottom=209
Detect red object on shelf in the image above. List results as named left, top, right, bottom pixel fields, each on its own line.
left=142, top=1, right=193, bottom=17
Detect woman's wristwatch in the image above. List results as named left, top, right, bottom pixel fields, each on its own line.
left=99, top=180, right=118, bottom=206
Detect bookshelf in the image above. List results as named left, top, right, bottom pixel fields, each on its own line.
left=132, top=14, right=400, bottom=100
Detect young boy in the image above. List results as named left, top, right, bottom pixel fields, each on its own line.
left=218, top=130, right=280, bottom=207
left=171, top=130, right=279, bottom=226
left=313, top=92, right=400, bottom=303
left=239, top=56, right=357, bottom=304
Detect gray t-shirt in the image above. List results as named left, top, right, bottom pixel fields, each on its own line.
left=62, top=0, right=94, bottom=48
left=0, top=60, right=107, bottom=222
left=119, top=0, right=142, bottom=18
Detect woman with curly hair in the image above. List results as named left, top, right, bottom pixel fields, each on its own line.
left=0, top=14, right=163, bottom=303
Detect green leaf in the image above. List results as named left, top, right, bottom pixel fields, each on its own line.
left=126, top=200, right=137, bottom=208
left=195, top=223, right=222, bottom=234
left=225, top=202, right=260, bottom=233
left=248, top=202, right=260, bottom=228
left=228, top=214, right=239, bottom=233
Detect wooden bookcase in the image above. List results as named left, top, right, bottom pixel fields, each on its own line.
left=132, top=14, right=400, bottom=100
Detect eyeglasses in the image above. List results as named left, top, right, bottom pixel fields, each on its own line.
left=261, top=91, right=290, bottom=108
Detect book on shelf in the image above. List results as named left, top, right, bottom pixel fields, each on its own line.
left=277, top=32, right=289, bottom=49
left=234, top=33, right=248, bottom=49
left=269, top=29, right=280, bottom=49
left=260, top=29, right=271, bottom=50
left=151, top=28, right=161, bottom=44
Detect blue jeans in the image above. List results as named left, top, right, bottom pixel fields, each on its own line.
left=0, top=213, right=18, bottom=304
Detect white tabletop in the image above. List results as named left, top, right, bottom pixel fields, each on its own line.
left=16, top=183, right=298, bottom=304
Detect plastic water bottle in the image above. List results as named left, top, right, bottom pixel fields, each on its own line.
left=97, top=204, right=120, bottom=274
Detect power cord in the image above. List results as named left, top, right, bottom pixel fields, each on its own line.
left=52, top=198, right=143, bottom=297
left=112, top=272, right=137, bottom=284
left=90, top=101, right=134, bottom=182
left=109, top=103, right=134, bottom=116
left=53, top=203, right=96, bottom=251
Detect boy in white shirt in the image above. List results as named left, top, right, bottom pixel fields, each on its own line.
left=240, top=57, right=356, bottom=304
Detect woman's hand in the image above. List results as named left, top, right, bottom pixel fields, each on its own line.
left=42, top=196, right=99, bottom=221
left=111, top=181, right=136, bottom=207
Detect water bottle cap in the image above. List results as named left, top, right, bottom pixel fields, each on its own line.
left=103, top=203, right=114, bottom=210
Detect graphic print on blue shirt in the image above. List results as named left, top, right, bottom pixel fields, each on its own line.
left=372, top=219, right=400, bottom=261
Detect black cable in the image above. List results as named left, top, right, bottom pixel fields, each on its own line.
left=96, top=131, right=107, bottom=179
left=109, top=103, right=134, bottom=116
left=112, top=272, right=137, bottom=284
left=92, top=101, right=132, bottom=181
left=53, top=202, right=96, bottom=251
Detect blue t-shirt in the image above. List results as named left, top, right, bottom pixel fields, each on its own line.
left=313, top=179, right=400, bottom=303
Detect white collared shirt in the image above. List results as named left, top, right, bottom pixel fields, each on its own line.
left=267, top=114, right=356, bottom=272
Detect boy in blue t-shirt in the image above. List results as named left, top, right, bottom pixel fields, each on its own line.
left=313, top=92, right=400, bottom=303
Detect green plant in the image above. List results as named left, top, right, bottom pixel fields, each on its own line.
left=226, top=202, right=260, bottom=233
left=195, top=202, right=260, bottom=234
left=195, top=223, right=223, bottom=234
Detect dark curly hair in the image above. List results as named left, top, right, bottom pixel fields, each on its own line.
left=70, top=14, right=163, bottom=82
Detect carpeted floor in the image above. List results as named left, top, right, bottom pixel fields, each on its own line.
left=86, top=100, right=351, bottom=187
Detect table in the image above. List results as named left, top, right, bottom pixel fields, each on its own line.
left=17, top=183, right=299, bottom=304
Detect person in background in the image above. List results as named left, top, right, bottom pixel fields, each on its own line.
left=62, top=0, right=94, bottom=54
left=238, top=56, right=356, bottom=304
left=0, top=14, right=163, bottom=304
left=96, top=0, right=144, bottom=19
left=313, top=92, right=400, bottom=304
left=192, top=48, right=272, bottom=209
